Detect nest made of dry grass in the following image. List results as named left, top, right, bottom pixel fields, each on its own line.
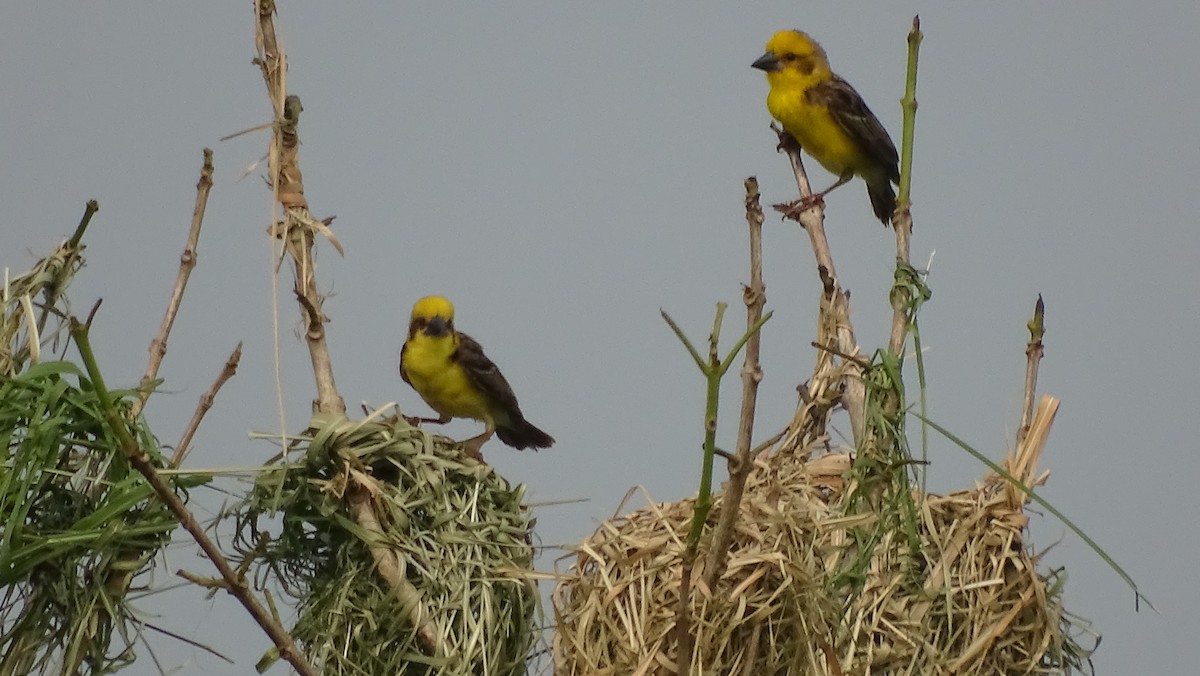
left=553, top=400, right=1093, bottom=675
left=229, top=411, right=539, bottom=676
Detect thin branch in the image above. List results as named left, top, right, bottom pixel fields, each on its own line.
left=772, top=126, right=866, bottom=448
left=704, top=177, right=768, bottom=588
left=70, top=319, right=317, bottom=676
left=660, top=310, right=706, bottom=371
left=773, top=124, right=836, bottom=278
left=1018, top=295, right=1045, bottom=446
left=719, top=312, right=773, bottom=377
left=171, top=343, right=243, bottom=467
left=134, top=149, right=215, bottom=417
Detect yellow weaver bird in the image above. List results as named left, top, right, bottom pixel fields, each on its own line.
left=753, top=29, right=900, bottom=225
left=400, top=295, right=554, bottom=455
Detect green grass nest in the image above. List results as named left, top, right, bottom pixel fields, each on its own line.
left=230, top=412, right=539, bottom=675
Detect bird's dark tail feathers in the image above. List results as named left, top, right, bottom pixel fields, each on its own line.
left=496, top=417, right=555, bottom=450
left=867, top=176, right=897, bottom=226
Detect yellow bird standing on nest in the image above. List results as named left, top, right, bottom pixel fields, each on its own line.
left=400, top=295, right=554, bottom=456
left=753, top=29, right=900, bottom=225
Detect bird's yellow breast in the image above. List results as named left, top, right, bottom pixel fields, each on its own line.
left=402, top=333, right=493, bottom=422
left=767, top=85, right=860, bottom=177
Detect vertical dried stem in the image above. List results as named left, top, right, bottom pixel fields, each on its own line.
left=254, top=0, right=344, bottom=415
left=774, top=126, right=836, bottom=278
left=703, top=177, right=767, bottom=588
left=773, top=127, right=866, bottom=448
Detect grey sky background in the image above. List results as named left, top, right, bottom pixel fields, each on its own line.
left=4, top=3, right=1197, bottom=674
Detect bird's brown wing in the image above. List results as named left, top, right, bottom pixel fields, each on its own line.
left=810, top=75, right=899, bottom=181
left=453, top=332, right=521, bottom=418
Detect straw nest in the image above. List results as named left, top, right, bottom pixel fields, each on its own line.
left=553, top=401, right=1092, bottom=675
left=231, top=411, right=538, bottom=675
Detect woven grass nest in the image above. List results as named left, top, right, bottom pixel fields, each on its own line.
left=231, top=411, right=538, bottom=675
left=553, top=400, right=1093, bottom=675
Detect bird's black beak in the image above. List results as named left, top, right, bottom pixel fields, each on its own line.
left=751, top=52, right=780, bottom=72
left=425, top=316, right=450, bottom=337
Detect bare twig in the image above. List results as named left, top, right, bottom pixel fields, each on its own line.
left=71, top=320, right=317, bottom=676
left=773, top=124, right=836, bottom=277
left=133, top=149, right=214, bottom=417
left=703, top=177, right=768, bottom=588
left=1018, top=295, right=1045, bottom=446
left=171, top=343, right=243, bottom=467
left=772, top=126, right=866, bottom=448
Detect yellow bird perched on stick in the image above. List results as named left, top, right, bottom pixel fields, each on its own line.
left=753, top=29, right=900, bottom=225
left=400, top=295, right=554, bottom=457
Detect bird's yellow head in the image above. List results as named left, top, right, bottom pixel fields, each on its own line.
left=409, top=295, right=456, bottom=338
left=752, top=30, right=831, bottom=85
